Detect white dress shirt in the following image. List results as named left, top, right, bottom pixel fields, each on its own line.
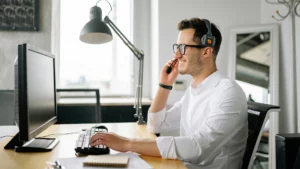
left=147, top=71, right=248, bottom=169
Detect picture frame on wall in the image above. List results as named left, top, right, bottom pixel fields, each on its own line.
left=0, top=0, right=39, bottom=31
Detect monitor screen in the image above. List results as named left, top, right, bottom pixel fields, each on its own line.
left=27, top=49, right=56, bottom=136
left=16, top=43, right=57, bottom=142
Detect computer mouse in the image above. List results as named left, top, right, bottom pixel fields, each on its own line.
left=93, top=125, right=108, bottom=132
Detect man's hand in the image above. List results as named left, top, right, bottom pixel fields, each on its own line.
left=160, top=58, right=179, bottom=86
left=90, top=132, right=161, bottom=157
left=90, top=132, right=131, bottom=152
left=148, top=58, right=179, bottom=113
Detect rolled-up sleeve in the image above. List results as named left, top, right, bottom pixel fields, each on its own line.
left=147, top=107, right=167, bottom=133
left=155, top=86, right=247, bottom=164
left=147, top=100, right=182, bottom=134
left=156, top=112, right=243, bottom=164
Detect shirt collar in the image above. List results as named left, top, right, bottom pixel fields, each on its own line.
left=194, top=70, right=223, bottom=89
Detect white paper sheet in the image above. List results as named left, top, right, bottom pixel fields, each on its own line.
left=57, top=152, right=153, bottom=169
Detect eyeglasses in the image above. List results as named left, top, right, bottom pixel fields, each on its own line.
left=173, top=44, right=206, bottom=55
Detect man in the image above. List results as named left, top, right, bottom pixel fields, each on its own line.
left=90, top=18, right=248, bottom=169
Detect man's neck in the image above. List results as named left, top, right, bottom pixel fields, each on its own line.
left=191, top=66, right=217, bottom=88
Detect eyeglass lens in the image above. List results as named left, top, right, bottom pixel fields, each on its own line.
left=173, top=44, right=185, bottom=55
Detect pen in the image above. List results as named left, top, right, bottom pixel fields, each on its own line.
left=45, top=160, right=65, bottom=169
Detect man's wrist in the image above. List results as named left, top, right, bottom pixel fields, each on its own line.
left=126, top=139, right=134, bottom=152
left=159, top=83, right=173, bottom=90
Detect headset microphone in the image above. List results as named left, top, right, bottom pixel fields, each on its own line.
left=166, top=59, right=178, bottom=74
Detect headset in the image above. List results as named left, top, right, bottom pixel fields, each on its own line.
left=201, top=19, right=216, bottom=47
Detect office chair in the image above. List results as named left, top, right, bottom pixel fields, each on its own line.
left=293, top=146, right=300, bottom=169
left=0, top=90, right=15, bottom=125
left=241, top=101, right=280, bottom=169
left=276, top=133, right=300, bottom=169
left=56, top=88, right=101, bottom=124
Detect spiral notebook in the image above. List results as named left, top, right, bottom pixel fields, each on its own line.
left=83, top=155, right=129, bottom=167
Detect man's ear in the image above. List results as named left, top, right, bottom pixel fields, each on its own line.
left=203, top=47, right=214, bottom=58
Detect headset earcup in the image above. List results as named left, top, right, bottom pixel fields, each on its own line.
left=201, top=35, right=207, bottom=46
left=212, top=36, right=216, bottom=46
left=202, top=19, right=216, bottom=47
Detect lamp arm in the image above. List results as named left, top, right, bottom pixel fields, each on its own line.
left=104, top=16, right=143, bottom=60
left=103, top=16, right=145, bottom=124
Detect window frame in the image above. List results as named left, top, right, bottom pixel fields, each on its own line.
left=58, top=0, right=137, bottom=98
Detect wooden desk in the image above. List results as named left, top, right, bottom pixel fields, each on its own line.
left=0, top=123, right=186, bottom=169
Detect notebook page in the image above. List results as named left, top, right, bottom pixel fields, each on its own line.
left=83, top=155, right=129, bottom=167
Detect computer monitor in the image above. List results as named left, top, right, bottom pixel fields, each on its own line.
left=4, top=43, right=59, bottom=152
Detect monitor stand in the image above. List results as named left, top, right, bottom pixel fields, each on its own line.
left=4, top=132, right=59, bottom=152
left=4, top=132, right=23, bottom=149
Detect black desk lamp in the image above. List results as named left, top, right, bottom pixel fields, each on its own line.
left=80, top=0, right=145, bottom=124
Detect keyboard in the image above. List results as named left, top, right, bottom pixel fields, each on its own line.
left=75, top=125, right=110, bottom=155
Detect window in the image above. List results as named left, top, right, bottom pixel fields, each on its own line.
left=60, top=0, right=133, bottom=96
left=236, top=80, right=269, bottom=103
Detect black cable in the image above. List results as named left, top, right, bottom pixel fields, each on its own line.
left=96, top=0, right=102, bottom=6
left=104, top=0, right=112, bottom=16
left=0, top=135, right=13, bottom=139
left=38, top=125, right=104, bottom=138
left=38, top=125, right=108, bottom=138
left=38, top=131, right=80, bottom=138
left=96, top=0, right=112, bottom=17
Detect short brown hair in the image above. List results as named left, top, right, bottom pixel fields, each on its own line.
left=178, top=18, right=222, bottom=56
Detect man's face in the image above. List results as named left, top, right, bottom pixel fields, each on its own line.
left=175, top=28, right=204, bottom=75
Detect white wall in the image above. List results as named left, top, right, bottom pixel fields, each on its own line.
left=133, top=0, right=151, bottom=98
left=150, top=0, right=262, bottom=105
left=297, top=6, right=300, bottom=133
left=261, top=0, right=300, bottom=133
left=0, top=0, right=54, bottom=89
left=52, top=0, right=61, bottom=86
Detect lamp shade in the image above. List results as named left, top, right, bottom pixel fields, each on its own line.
left=80, top=6, right=113, bottom=44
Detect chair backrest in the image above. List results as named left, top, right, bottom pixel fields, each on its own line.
left=0, top=90, right=15, bottom=125
left=293, top=146, right=300, bottom=169
left=241, top=101, right=280, bottom=169
left=56, top=89, right=101, bottom=124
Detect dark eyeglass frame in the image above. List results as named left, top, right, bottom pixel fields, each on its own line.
left=173, top=44, right=207, bottom=55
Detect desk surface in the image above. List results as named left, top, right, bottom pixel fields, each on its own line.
left=0, top=123, right=186, bottom=169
